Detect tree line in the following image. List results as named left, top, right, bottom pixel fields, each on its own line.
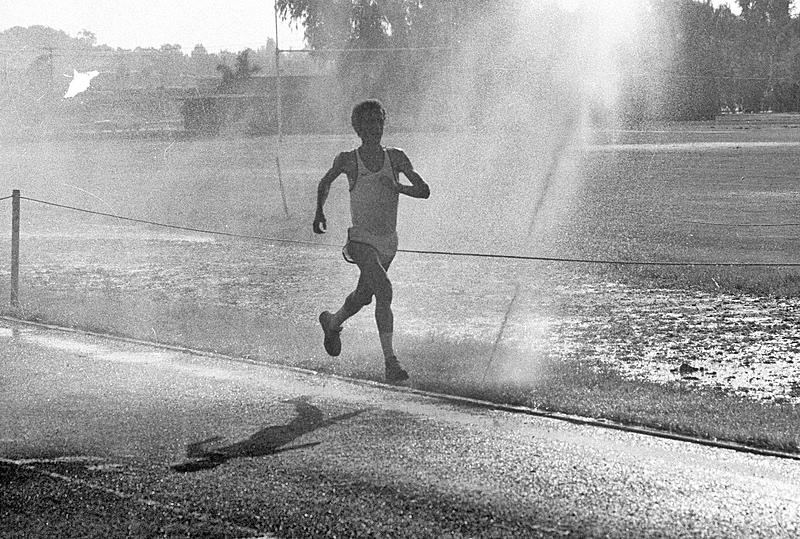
left=4, top=0, right=800, bottom=132
left=0, top=25, right=314, bottom=135
left=638, top=0, right=800, bottom=118
left=276, top=0, right=800, bottom=121
left=0, top=25, right=291, bottom=93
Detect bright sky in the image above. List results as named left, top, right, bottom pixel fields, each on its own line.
left=1, top=1, right=306, bottom=53
left=2, top=0, right=788, bottom=54
left=554, top=0, right=743, bottom=16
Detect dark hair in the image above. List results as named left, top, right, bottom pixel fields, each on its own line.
left=351, top=99, right=386, bottom=134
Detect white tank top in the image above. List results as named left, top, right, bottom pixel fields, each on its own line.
left=349, top=147, right=399, bottom=236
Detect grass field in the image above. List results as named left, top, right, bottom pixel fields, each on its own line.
left=0, top=114, right=799, bottom=453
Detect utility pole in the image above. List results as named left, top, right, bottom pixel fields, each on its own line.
left=274, top=0, right=283, bottom=141
left=11, top=190, right=20, bottom=307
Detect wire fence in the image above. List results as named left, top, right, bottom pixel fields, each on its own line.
left=3, top=193, right=799, bottom=269
left=2, top=189, right=798, bottom=383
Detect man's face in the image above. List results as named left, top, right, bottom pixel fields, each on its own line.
left=358, top=110, right=384, bottom=145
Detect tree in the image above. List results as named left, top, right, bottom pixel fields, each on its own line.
left=216, top=49, right=261, bottom=92
left=733, top=0, right=793, bottom=110
left=160, top=43, right=183, bottom=55
left=273, top=1, right=480, bottom=121
left=274, top=0, right=490, bottom=50
left=77, top=29, right=97, bottom=48
left=192, top=44, right=209, bottom=58
left=190, top=44, right=223, bottom=79
left=235, top=49, right=261, bottom=78
left=658, top=0, right=722, bottom=120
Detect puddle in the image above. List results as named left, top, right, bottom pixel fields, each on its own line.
left=546, top=283, right=800, bottom=403
left=98, top=351, right=172, bottom=364
left=24, top=335, right=107, bottom=356
left=23, top=334, right=171, bottom=364
left=12, top=456, right=106, bottom=465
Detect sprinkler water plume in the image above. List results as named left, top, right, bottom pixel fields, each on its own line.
left=481, top=114, right=578, bottom=383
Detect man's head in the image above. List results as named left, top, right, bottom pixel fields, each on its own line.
left=351, top=100, right=386, bottom=143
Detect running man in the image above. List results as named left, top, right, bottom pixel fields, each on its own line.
left=313, top=100, right=430, bottom=384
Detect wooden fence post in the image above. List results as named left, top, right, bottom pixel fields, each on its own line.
left=11, top=190, right=19, bottom=307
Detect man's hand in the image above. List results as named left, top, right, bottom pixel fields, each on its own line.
left=313, top=211, right=327, bottom=234
left=390, top=149, right=430, bottom=199
left=313, top=154, right=347, bottom=235
left=397, top=177, right=430, bottom=199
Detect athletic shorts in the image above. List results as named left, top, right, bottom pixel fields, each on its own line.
left=342, top=227, right=398, bottom=269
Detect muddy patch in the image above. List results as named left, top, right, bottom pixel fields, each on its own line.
left=548, top=282, right=800, bottom=403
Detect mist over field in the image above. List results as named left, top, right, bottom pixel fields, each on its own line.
left=0, top=0, right=775, bottom=262
left=1, top=120, right=799, bottom=411
left=1, top=1, right=651, bottom=260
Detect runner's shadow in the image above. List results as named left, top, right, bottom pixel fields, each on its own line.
left=172, top=396, right=365, bottom=473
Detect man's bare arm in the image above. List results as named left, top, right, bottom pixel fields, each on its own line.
left=391, top=149, right=430, bottom=199
left=313, top=153, right=347, bottom=234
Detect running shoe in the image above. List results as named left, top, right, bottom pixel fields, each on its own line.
left=384, top=356, right=409, bottom=384
left=318, top=311, right=342, bottom=356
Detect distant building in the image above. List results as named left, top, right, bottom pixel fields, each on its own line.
left=178, top=74, right=346, bottom=136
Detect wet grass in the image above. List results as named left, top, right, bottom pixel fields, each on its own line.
left=603, top=264, right=800, bottom=298
left=6, top=285, right=800, bottom=455
left=402, top=335, right=800, bottom=454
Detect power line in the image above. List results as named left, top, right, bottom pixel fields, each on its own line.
left=681, top=219, right=800, bottom=227
left=277, top=46, right=453, bottom=53
left=396, top=247, right=800, bottom=267
left=19, top=196, right=314, bottom=245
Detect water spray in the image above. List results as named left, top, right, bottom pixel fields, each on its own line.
left=481, top=114, right=578, bottom=383
left=275, top=156, right=291, bottom=218
left=60, top=183, right=119, bottom=216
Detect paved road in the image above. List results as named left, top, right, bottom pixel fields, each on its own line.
left=1, top=318, right=799, bottom=538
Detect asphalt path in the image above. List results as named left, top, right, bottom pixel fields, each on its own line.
left=1, top=318, right=799, bottom=538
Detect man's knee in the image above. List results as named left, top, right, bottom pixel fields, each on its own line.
left=345, top=290, right=372, bottom=311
